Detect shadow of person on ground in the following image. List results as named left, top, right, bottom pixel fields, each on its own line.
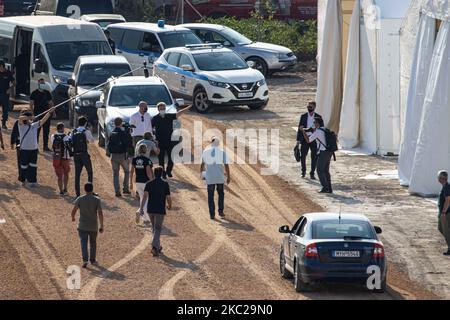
left=160, top=255, right=198, bottom=271
left=87, top=264, right=126, bottom=281
left=218, top=217, right=255, bottom=232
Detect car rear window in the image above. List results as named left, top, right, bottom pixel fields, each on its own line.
left=158, top=31, right=202, bottom=49
left=312, top=220, right=375, bottom=239
left=109, top=84, right=172, bottom=107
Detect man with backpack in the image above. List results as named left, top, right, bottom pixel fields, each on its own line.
left=107, top=117, right=133, bottom=197
left=68, top=116, right=95, bottom=198
left=51, top=123, right=71, bottom=196
left=300, top=117, right=337, bottom=194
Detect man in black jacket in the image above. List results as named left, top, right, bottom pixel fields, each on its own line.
left=296, top=101, right=323, bottom=179
left=107, top=117, right=133, bottom=197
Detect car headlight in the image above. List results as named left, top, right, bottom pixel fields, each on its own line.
left=53, top=75, right=69, bottom=85
left=256, top=79, right=266, bottom=87
left=209, top=80, right=230, bottom=89
left=81, top=99, right=92, bottom=107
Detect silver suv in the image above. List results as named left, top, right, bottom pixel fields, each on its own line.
left=180, top=23, right=297, bottom=77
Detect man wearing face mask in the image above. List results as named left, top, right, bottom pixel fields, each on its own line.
left=30, top=78, right=54, bottom=152
left=18, top=108, right=55, bottom=187
left=296, top=101, right=322, bottom=179
left=130, top=101, right=153, bottom=147
left=151, top=102, right=192, bottom=178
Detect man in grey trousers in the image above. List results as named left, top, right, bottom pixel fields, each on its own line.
left=139, top=166, right=172, bottom=257
left=107, top=117, right=133, bottom=197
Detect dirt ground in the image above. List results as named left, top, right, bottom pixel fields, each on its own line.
left=0, top=67, right=439, bottom=300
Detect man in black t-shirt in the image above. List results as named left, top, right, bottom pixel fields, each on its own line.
left=0, top=60, right=15, bottom=130
left=139, top=166, right=172, bottom=257
left=438, top=170, right=450, bottom=256
left=131, top=144, right=154, bottom=225
left=151, top=102, right=192, bottom=178
left=30, top=78, right=54, bottom=151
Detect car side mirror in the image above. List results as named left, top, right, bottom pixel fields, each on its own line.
left=67, top=79, right=76, bottom=87
left=181, top=64, right=194, bottom=72
left=374, top=226, right=382, bottom=234
left=34, top=59, right=44, bottom=73
left=247, top=61, right=256, bottom=69
left=96, top=101, right=105, bottom=109
left=175, top=98, right=185, bottom=107
left=279, top=225, right=291, bottom=234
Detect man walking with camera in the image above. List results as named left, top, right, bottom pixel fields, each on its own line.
left=107, top=117, right=133, bottom=197
left=296, top=101, right=322, bottom=179
left=300, top=117, right=333, bottom=194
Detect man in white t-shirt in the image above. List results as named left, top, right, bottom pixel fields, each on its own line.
left=130, top=101, right=153, bottom=146
left=300, top=118, right=333, bottom=194
left=18, top=109, right=54, bottom=186
left=200, top=137, right=231, bottom=220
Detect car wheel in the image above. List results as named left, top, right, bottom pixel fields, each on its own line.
left=247, top=57, right=268, bottom=77
left=98, top=123, right=105, bottom=148
left=248, top=102, right=267, bottom=110
left=280, top=248, right=292, bottom=279
left=294, top=260, right=309, bottom=292
left=193, top=88, right=213, bottom=114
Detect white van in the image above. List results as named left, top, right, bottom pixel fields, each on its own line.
left=0, top=15, right=113, bottom=117
left=106, top=21, right=202, bottom=76
left=33, top=0, right=115, bottom=17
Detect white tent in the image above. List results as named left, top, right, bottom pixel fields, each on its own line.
left=337, top=0, right=412, bottom=155
left=317, top=0, right=412, bottom=154
left=399, top=0, right=450, bottom=196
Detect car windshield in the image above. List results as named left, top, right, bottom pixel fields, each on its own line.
left=312, top=220, right=375, bottom=240
left=56, top=0, right=113, bottom=15
left=158, top=31, right=202, bottom=49
left=221, top=27, right=252, bottom=45
left=193, top=52, right=248, bottom=71
left=46, top=41, right=112, bottom=71
left=95, top=20, right=123, bottom=28
left=109, top=85, right=172, bottom=107
left=78, top=64, right=131, bottom=86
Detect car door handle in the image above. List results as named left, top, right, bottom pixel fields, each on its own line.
left=117, top=50, right=123, bottom=54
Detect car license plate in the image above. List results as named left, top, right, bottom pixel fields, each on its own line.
left=238, top=92, right=253, bottom=98
left=333, top=250, right=360, bottom=258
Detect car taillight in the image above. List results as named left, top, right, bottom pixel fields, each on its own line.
left=305, top=243, right=318, bottom=258
left=373, top=243, right=385, bottom=258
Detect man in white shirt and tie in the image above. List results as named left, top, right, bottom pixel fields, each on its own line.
left=130, top=101, right=153, bottom=147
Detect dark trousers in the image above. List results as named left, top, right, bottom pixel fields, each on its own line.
left=207, top=184, right=224, bottom=218
left=158, top=143, right=174, bottom=175
left=37, top=118, right=51, bottom=148
left=300, top=141, right=318, bottom=175
left=78, top=230, right=98, bottom=263
left=16, top=147, right=20, bottom=181
left=74, top=153, right=93, bottom=197
left=19, top=149, right=38, bottom=183
left=0, top=93, right=10, bottom=124
left=317, top=151, right=333, bottom=192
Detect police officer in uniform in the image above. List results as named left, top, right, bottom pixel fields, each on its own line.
left=0, top=60, right=15, bottom=130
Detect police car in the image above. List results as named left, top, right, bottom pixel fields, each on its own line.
left=153, top=44, right=269, bottom=113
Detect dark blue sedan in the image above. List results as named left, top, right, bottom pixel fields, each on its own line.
left=279, top=213, right=387, bottom=293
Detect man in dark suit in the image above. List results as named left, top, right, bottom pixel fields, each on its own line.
left=296, top=101, right=322, bottom=179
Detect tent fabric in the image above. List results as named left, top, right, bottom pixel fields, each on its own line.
left=409, top=20, right=450, bottom=196
left=339, top=0, right=361, bottom=149
left=422, top=0, right=450, bottom=21
left=398, top=14, right=436, bottom=187
left=399, top=0, right=423, bottom=132
left=316, top=0, right=343, bottom=133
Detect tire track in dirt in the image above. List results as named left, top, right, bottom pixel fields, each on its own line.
left=0, top=191, right=73, bottom=299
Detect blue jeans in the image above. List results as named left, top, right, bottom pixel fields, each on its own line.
left=78, top=230, right=98, bottom=263
left=207, top=184, right=224, bottom=218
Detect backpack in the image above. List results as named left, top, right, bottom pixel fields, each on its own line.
left=71, top=129, right=88, bottom=154
left=318, top=128, right=338, bottom=160
left=52, top=134, right=66, bottom=160
left=108, top=130, right=126, bottom=154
